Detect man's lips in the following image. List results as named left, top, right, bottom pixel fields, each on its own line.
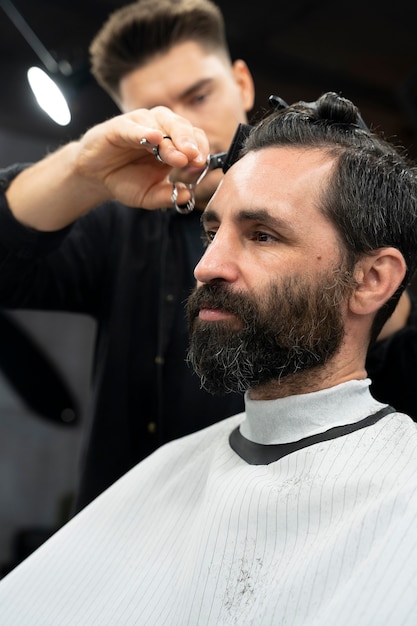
left=198, top=308, right=236, bottom=322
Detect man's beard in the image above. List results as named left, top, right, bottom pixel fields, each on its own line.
left=186, top=268, right=356, bottom=395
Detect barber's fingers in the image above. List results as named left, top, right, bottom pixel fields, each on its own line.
left=77, top=107, right=209, bottom=188
left=128, top=106, right=209, bottom=167
left=141, top=178, right=194, bottom=212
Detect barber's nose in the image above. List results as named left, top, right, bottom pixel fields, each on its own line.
left=194, top=231, right=239, bottom=285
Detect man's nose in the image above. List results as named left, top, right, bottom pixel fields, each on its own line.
left=194, top=231, right=240, bottom=285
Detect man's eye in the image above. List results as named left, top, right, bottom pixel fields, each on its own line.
left=201, top=230, right=216, bottom=247
left=253, top=231, right=276, bottom=242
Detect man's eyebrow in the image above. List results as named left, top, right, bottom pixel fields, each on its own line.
left=201, top=208, right=295, bottom=234
left=201, top=209, right=220, bottom=225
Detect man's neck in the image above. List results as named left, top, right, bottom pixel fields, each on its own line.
left=248, top=361, right=368, bottom=401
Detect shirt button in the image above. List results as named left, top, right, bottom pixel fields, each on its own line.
left=154, top=355, right=164, bottom=365
left=147, top=421, right=157, bottom=434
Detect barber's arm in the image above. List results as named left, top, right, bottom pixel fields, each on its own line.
left=5, top=106, right=208, bottom=232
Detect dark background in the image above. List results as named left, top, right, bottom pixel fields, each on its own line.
left=0, top=0, right=416, bottom=156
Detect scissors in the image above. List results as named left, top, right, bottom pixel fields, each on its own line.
left=168, top=123, right=252, bottom=214
left=169, top=151, right=227, bottom=214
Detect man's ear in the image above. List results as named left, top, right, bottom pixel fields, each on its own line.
left=349, top=247, right=407, bottom=316
left=232, top=59, right=255, bottom=113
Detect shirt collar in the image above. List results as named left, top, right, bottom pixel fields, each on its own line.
left=239, top=379, right=387, bottom=445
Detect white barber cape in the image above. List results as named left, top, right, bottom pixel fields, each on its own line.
left=2, top=379, right=417, bottom=625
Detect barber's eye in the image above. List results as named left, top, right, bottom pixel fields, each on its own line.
left=191, top=90, right=209, bottom=106
left=195, top=93, right=207, bottom=103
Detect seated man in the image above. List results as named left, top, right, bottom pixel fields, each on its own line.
left=1, top=92, right=417, bottom=625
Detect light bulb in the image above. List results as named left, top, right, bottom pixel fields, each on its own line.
left=27, top=66, right=71, bottom=126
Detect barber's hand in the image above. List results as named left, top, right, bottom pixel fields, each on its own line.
left=76, top=106, right=209, bottom=209
left=6, top=106, right=209, bottom=232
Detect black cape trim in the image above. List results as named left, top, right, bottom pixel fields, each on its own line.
left=229, top=405, right=395, bottom=465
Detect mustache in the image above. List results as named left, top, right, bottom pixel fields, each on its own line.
left=186, top=283, right=255, bottom=322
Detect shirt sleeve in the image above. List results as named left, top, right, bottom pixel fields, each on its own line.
left=0, top=164, right=105, bottom=313
left=0, top=164, right=73, bottom=259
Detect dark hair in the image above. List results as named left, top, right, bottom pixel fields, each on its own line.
left=244, top=92, right=417, bottom=341
left=90, top=0, right=229, bottom=104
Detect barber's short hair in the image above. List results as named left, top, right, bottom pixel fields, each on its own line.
left=90, top=0, right=229, bottom=104
left=243, top=92, right=417, bottom=340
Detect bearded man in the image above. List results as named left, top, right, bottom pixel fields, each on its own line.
left=2, top=93, right=417, bottom=625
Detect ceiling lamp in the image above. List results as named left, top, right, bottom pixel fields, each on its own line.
left=0, top=0, right=79, bottom=126
left=27, top=65, right=72, bottom=127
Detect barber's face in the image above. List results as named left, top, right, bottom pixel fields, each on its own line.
left=187, top=147, right=356, bottom=395
left=119, top=41, right=254, bottom=209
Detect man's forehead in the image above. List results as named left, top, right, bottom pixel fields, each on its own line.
left=206, top=146, right=335, bottom=216
left=238, top=145, right=335, bottom=171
